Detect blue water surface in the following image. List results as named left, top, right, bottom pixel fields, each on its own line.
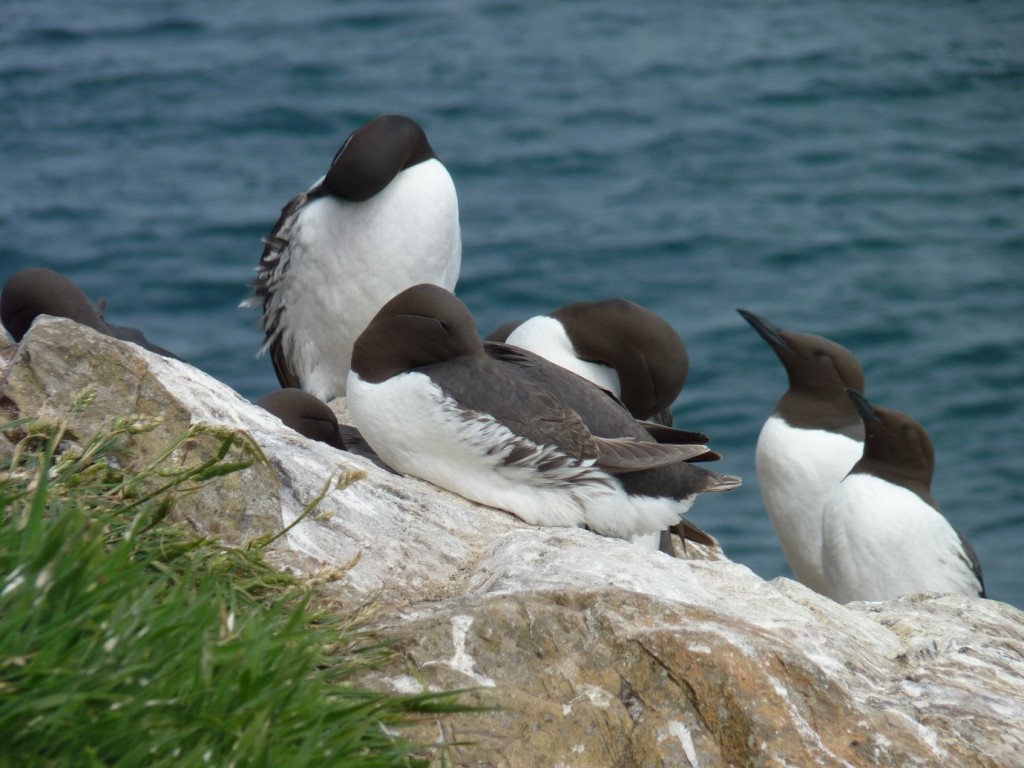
left=2, top=0, right=1022, bottom=606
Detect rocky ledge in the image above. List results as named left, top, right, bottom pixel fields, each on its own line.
left=2, top=316, right=1023, bottom=767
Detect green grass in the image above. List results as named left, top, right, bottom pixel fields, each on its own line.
left=0, top=415, right=465, bottom=767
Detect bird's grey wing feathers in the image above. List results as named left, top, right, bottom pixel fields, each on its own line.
left=591, top=437, right=710, bottom=473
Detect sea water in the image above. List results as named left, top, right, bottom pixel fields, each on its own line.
left=2, top=0, right=1021, bottom=606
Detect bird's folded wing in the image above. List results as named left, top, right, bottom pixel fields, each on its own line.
left=640, top=421, right=708, bottom=444
left=592, top=437, right=710, bottom=473
left=639, top=422, right=722, bottom=461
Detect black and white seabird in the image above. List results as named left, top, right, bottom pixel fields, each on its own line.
left=1, top=267, right=179, bottom=358
left=347, top=284, right=740, bottom=543
left=244, top=114, right=461, bottom=401
left=255, top=387, right=389, bottom=469
left=487, top=299, right=688, bottom=426
left=256, top=388, right=346, bottom=450
left=738, top=309, right=865, bottom=594
left=490, top=299, right=708, bottom=552
left=821, top=390, right=985, bottom=603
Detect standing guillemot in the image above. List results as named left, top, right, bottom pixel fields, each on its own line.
left=738, top=309, right=865, bottom=594
left=347, top=284, right=740, bottom=543
left=487, top=299, right=687, bottom=426
left=1, top=267, right=180, bottom=358
left=822, top=390, right=985, bottom=603
left=243, top=114, right=461, bottom=401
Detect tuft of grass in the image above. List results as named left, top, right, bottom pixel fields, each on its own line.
left=0, top=416, right=467, bottom=767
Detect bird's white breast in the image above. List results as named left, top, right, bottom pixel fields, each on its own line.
left=755, top=415, right=863, bottom=594
left=821, top=474, right=981, bottom=603
left=272, top=159, right=460, bottom=400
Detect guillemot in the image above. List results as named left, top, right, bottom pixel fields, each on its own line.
left=244, top=114, right=461, bottom=401
left=487, top=298, right=688, bottom=426
left=738, top=308, right=865, bottom=594
left=255, top=388, right=346, bottom=449
left=1, top=267, right=179, bottom=358
left=490, top=299, right=709, bottom=552
left=347, top=284, right=739, bottom=543
left=821, top=390, right=985, bottom=603
left=255, top=387, right=389, bottom=469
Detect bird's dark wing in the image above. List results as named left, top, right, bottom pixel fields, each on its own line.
left=474, top=343, right=720, bottom=472
left=270, top=337, right=302, bottom=390
left=429, top=354, right=601, bottom=463
left=250, top=191, right=312, bottom=310
left=954, top=525, right=987, bottom=598
left=640, top=421, right=708, bottom=445
left=246, top=186, right=326, bottom=391
left=591, top=436, right=710, bottom=473
left=640, top=422, right=720, bottom=462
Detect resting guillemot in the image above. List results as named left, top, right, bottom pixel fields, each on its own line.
left=487, top=299, right=688, bottom=426
left=1, top=267, right=179, bottom=358
left=244, top=114, right=461, bottom=401
left=347, top=284, right=739, bottom=543
left=821, top=390, right=985, bottom=603
left=738, top=309, right=864, bottom=594
left=490, top=299, right=710, bottom=552
left=256, top=388, right=346, bottom=450
left=255, top=387, right=389, bottom=469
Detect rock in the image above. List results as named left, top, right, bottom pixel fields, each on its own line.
left=0, top=335, right=14, bottom=368
left=1, top=317, right=280, bottom=546
left=3, top=315, right=1023, bottom=767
